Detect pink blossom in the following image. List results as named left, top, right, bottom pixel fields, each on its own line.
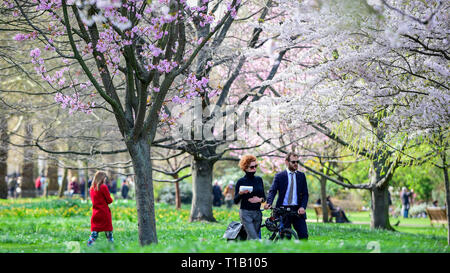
left=172, top=96, right=184, bottom=104
left=54, top=92, right=94, bottom=115
left=45, top=44, right=55, bottom=51
left=13, top=33, right=26, bottom=41
left=3, top=0, right=14, bottom=9
left=148, top=44, right=164, bottom=57
left=155, top=60, right=178, bottom=73
left=30, top=48, right=41, bottom=58
left=225, top=0, right=241, bottom=18
left=122, top=40, right=133, bottom=46
left=96, top=41, right=108, bottom=53
left=208, top=89, right=220, bottom=98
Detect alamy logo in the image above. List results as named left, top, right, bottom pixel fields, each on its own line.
left=64, top=241, right=80, bottom=253
left=366, top=241, right=381, bottom=253
left=169, top=97, right=280, bottom=141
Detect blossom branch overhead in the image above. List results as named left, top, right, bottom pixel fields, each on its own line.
left=6, top=0, right=242, bottom=120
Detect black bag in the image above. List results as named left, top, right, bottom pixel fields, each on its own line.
left=335, top=214, right=346, bottom=223
left=223, top=221, right=247, bottom=241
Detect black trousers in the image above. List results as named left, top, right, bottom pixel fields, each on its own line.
left=280, top=205, right=308, bottom=239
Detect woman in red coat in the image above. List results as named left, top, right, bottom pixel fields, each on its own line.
left=87, top=171, right=114, bottom=246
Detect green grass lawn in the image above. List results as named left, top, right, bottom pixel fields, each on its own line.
left=0, top=197, right=448, bottom=253
left=341, top=210, right=434, bottom=226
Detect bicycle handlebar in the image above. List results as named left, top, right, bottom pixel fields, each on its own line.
left=271, top=207, right=305, bottom=218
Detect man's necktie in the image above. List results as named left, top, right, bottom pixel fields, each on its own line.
left=288, top=172, right=294, bottom=205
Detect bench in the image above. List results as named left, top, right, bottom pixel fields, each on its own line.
left=313, top=205, right=334, bottom=222
left=426, top=207, right=448, bottom=227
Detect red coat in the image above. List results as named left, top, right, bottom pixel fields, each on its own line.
left=90, top=184, right=113, bottom=232
left=35, top=177, right=41, bottom=189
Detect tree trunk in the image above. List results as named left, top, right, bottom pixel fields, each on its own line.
left=190, top=157, right=216, bottom=222
left=127, top=137, right=158, bottom=245
left=369, top=159, right=394, bottom=231
left=58, top=168, right=69, bottom=198
left=172, top=173, right=181, bottom=210
left=175, top=181, right=181, bottom=209
left=440, top=149, right=450, bottom=245
left=45, top=157, right=59, bottom=197
left=370, top=184, right=393, bottom=230
left=0, top=116, right=9, bottom=199
left=367, top=116, right=394, bottom=230
left=320, top=175, right=329, bottom=223
left=83, top=160, right=89, bottom=201
left=21, top=123, right=36, bottom=198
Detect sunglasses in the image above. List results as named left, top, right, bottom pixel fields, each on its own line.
left=289, top=160, right=299, bottom=164
left=248, top=164, right=258, bottom=169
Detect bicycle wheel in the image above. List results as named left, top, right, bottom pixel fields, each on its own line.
left=268, top=232, right=277, bottom=241
left=278, top=228, right=298, bottom=240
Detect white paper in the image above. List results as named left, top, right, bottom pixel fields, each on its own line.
left=239, top=186, right=253, bottom=193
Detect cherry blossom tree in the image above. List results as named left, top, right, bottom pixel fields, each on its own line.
left=152, top=0, right=292, bottom=222
left=246, top=0, right=448, bottom=230
left=0, top=114, right=10, bottom=199
left=5, top=0, right=242, bottom=245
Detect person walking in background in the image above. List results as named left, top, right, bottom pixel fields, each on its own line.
left=125, top=176, right=135, bottom=199
left=223, top=182, right=235, bottom=209
left=106, top=178, right=112, bottom=192
left=35, top=175, right=42, bottom=196
left=265, top=152, right=309, bottom=239
left=8, top=175, right=18, bottom=198
left=79, top=178, right=86, bottom=199
left=16, top=176, right=23, bottom=197
left=410, top=189, right=416, bottom=206
left=69, top=176, right=79, bottom=196
left=212, top=181, right=223, bottom=207
left=40, top=175, right=47, bottom=197
left=87, top=171, right=114, bottom=246
left=110, top=177, right=117, bottom=197
left=400, top=187, right=412, bottom=218
left=87, top=178, right=92, bottom=191
left=234, top=155, right=266, bottom=240
left=121, top=180, right=129, bottom=199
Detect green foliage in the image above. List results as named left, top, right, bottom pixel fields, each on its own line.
left=392, top=165, right=443, bottom=203
left=158, top=182, right=193, bottom=205
left=341, top=159, right=370, bottom=184
left=307, top=174, right=346, bottom=202
left=153, top=166, right=192, bottom=201
left=214, top=165, right=242, bottom=185
left=332, top=49, right=339, bottom=60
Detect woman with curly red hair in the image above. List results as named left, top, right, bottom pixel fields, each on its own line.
left=234, top=154, right=266, bottom=240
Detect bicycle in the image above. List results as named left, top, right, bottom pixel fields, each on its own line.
left=261, top=207, right=304, bottom=240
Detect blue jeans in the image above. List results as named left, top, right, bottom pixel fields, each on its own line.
left=402, top=205, right=409, bottom=218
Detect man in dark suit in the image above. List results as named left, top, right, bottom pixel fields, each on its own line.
left=264, top=152, right=309, bottom=239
